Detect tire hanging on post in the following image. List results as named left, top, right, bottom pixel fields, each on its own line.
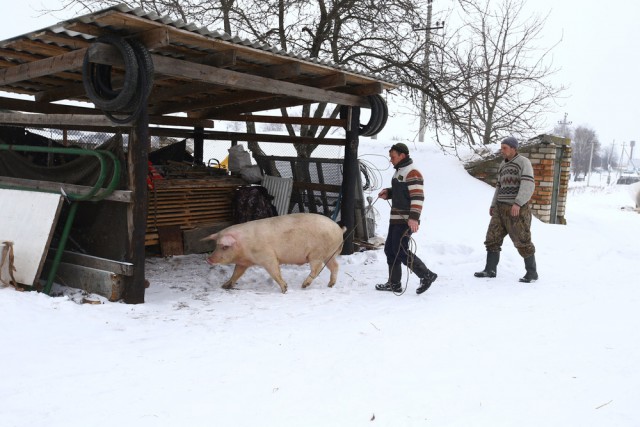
left=356, top=94, right=389, bottom=137
left=82, top=36, right=154, bottom=125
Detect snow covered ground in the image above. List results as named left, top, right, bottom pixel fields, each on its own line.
left=2, top=139, right=639, bottom=427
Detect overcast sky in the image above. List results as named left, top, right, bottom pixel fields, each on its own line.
left=2, top=0, right=638, bottom=155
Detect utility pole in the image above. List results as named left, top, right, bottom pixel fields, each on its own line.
left=557, top=112, right=572, bottom=138
left=414, top=0, right=443, bottom=143
left=607, top=140, right=615, bottom=184
left=587, top=139, right=595, bottom=187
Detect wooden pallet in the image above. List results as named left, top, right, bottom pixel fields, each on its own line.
left=145, top=177, right=243, bottom=246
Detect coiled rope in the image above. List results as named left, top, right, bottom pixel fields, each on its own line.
left=82, top=36, right=154, bottom=124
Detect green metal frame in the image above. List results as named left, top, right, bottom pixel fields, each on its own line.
left=0, top=144, right=121, bottom=294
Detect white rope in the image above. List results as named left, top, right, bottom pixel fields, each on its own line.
left=0, top=241, right=17, bottom=287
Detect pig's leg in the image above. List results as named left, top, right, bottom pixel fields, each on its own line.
left=261, top=260, right=288, bottom=293
left=325, top=256, right=339, bottom=287
left=222, top=264, right=248, bottom=289
left=302, top=260, right=323, bottom=288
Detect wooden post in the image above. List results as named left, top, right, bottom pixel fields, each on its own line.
left=124, top=106, right=150, bottom=304
left=340, top=106, right=360, bottom=255
left=194, top=126, right=204, bottom=165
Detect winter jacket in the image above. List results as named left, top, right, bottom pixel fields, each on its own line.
left=385, top=157, right=424, bottom=224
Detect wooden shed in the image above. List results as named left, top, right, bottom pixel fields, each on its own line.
left=0, top=5, right=397, bottom=303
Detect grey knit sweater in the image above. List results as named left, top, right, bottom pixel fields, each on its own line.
left=491, top=154, right=535, bottom=207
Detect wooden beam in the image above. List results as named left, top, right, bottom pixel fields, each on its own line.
left=195, top=49, right=237, bottom=68
left=135, top=27, right=172, bottom=50
left=150, top=54, right=368, bottom=107
left=34, top=82, right=87, bottom=103
left=340, top=105, right=360, bottom=255
left=0, top=97, right=96, bottom=115
left=29, top=31, right=92, bottom=50
left=192, top=97, right=316, bottom=118
left=300, top=72, right=347, bottom=89
left=262, top=62, right=301, bottom=79
left=344, top=82, right=384, bottom=96
left=148, top=82, right=223, bottom=106
left=0, top=48, right=87, bottom=86
left=215, top=114, right=345, bottom=127
left=0, top=112, right=123, bottom=128
left=0, top=112, right=213, bottom=129
left=0, top=177, right=132, bottom=203
left=151, top=89, right=269, bottom=116
left=0, top=48, right=42, bottom=62
left=149, top=128, right=346, bottom=145
left=4, top=38, right=74, bottom=58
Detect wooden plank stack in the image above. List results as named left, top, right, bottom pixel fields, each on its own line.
left=145, top=177, right=244, bottom=246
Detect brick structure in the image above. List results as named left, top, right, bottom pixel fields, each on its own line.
left=465, top=134, right=572, bottom=224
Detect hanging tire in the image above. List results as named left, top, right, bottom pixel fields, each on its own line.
left=366, top=95, right=389, bottom=137
left=359, top=95, right=382, bottom=137
left=105, top=38, right=155, bottom=124
left=83, top=35, right=140, bottom=112
left=340, top=95, right=389, bottom=136
left=83, top=36, right=154, bottom=124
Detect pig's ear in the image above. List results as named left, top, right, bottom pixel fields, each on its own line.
left=200, top=233, right=218, bottom=242
left=218, top=234, right=236, bottom=249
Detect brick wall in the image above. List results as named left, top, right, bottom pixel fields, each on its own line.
left=465, top=134, right=572, bottom=224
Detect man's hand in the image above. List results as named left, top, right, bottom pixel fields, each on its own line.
left=378, top=189, right=388, bottom=200
left=489, top=207, right=494, bottom=216
left=510, top=204, right=521, bottom=217
left=408, top=219, right=419, bottom=233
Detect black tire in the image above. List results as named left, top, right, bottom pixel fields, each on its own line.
left=358, top=95, right=382, bottom=137
left=82, top=35, right=139, bottom=112
left=367, top=95, right=389, bottom=136
left=114, top=38, right=155, bottom=121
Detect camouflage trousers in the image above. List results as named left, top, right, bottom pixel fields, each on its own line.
left=484, top=203, right=535, bottom=258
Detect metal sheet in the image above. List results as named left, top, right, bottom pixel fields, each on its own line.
left=0, top=189, right=63, bottom=286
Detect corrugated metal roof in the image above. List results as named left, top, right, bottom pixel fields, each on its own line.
left=2, top=3, right=396, bottom=85
left=0, top=3, right=397, bottom=126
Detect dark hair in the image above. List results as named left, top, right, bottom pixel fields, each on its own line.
left=390, top=143, right=409, bottom=155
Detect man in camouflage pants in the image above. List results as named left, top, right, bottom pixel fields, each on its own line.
left=474, top=137, right=538, bottom=283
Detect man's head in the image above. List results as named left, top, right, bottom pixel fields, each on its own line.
left=389, top=143, right=409, bottom=166
left=500, top=137, right=518, bottom=160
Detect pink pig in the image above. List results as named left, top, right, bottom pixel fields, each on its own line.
left=204, top=213, right=346, bottom=293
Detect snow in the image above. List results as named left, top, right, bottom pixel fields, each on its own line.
left=2, top=138, right=639, bottom=427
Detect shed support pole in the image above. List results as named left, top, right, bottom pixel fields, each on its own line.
left=340, top=106, right=360, bottom=255
left=194, top=126, right=204, bottom=165
left=124, top=107, right=150, bottom=304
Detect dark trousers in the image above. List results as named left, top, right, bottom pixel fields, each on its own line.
left=384, top=223, right=430, bottom=281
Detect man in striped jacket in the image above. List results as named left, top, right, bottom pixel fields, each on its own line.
left=375, top=143, right=437, bottom=294
left=474, top=136, right=538, bottom=283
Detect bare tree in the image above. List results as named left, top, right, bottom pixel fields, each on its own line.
left=48, top=0, right=563, bottom=156
left=571, top=126, right=600, bottom=181
left=423, top=0, right=564, bottom=150
left=51, top=0, right=427, bottom=157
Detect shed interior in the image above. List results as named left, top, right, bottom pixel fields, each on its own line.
left=0, top=4, right=397, bottom=302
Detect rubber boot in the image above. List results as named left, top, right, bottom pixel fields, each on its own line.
left=474, top=251, right=499, bottom=278
left=519, top=255, right=538, bottom=283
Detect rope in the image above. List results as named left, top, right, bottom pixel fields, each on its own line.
left=383, top=199, right=419, bottom=296
left=0, top=241, right=17, bottom=288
